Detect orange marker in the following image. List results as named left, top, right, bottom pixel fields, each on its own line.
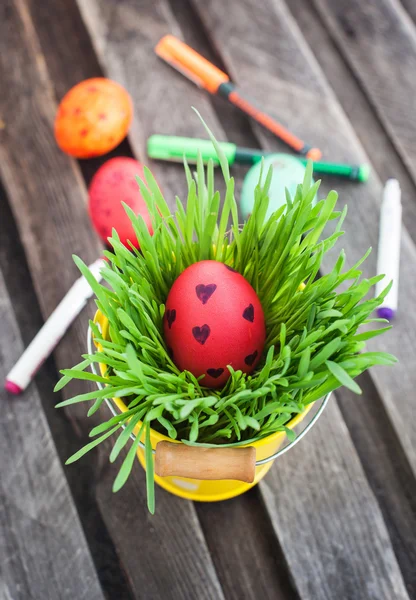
left=155, top=35, right=321, bottom=160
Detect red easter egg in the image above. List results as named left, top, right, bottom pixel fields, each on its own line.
left=88, top=157, right=152, bottom=248
left=164, top=260, right=266, bottom=388
left=54, top=78, right=133, bottom=158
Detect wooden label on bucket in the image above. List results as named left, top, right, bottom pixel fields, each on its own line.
left=155, top=441, right=256, bottom=483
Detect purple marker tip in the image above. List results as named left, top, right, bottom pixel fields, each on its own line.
left=4, top=380, right=23, bottom=395
left=377, top=307, right=395, bottom=321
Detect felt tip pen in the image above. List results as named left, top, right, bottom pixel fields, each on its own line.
left=375, top=179, right=402, bottom=320
left=155, top=35, right=321, bottom=160
left=147, top=135, right=370, bottom=182
left=4, top=258, right=105, bottom=395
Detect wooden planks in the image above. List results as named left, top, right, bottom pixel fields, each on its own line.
left=311, top=0, right=416, bottom=191
left=0, top=1, right=225, bottom=598
left=0, top=176, right=136, bottom=600
left=73, top=0, right=297, bottom=597
left=1, top=0, right=416, bottom=598
left=76, top=0, right=224, bottom=195
left=287, top=0, right=416, bottom=240
left=260, top=401, right=410, bottom=600
left=0, top=268, right=104, bottom=600
left=190, top=0, right=414, bottom=596
left=194, top=490, right=298, bottom=600
left=191, top=0, right=416, bottom=475
left=337, top=374, right=416, bottom=599
left=275, top=3, right=416, bottom=593
left=401, top=0, right=416, bottom=26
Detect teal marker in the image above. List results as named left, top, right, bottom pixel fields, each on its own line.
left=147, top=135, right=370, bottom=182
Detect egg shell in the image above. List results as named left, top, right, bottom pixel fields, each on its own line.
left=88, top=157, right=152, bottom=248
left=54, top=78, right=133, bottom=158
left=164, top=260, right=266, bottom=388
left=241, top=154, right=315, bottom=221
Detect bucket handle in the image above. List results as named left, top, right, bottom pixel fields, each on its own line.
left=155, top=441, right=256, bottom=482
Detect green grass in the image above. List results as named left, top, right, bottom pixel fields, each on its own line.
left=55, top=116, right=396, bottom=512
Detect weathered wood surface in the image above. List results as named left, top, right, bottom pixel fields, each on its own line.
left=0, top=1, right=224, bottom=599
left=76, top=0, right=224, bottom=194
left=287, top=0, right=416, bottom=241
left=191, top=0, right=415, bottom=597
left=400, top=0, right=416, bottom=26
left=194, top=490, right=297, bottom=600
left=311, top=0, right=416, bottom=190
left=71, top=1, right=295, bottom=598
left=261, top=401, right=411, bottom=600
left=1, top=0, right=416, bottom=598
left=0, top=178, right=135, bottom=600
left=192, top=0, right=416, bottom=476
left=0, top=268, right=104, bottom=600
left=281, top=2, right=416, bottom=593
left=74, top=1, right=383, bottom=598
left=337, top=374, right=416, bottom=599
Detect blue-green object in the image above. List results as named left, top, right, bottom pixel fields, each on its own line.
left=240, top=154, right=315, bottom=220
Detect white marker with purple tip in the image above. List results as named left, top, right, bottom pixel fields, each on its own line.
left=375, top=179, right=402, bottom=321
left=5, top=258, right=105, bottom=394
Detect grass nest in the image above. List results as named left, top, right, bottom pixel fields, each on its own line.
left=56, top=118, right=395, bottom=512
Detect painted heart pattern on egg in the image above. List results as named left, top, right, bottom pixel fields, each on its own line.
left=243, top=304, right=254, bottom=322
left=192, top=324, right=211, bottom=345
left=195, top=283, right=217, bottom=304
left=207, top=368, right=225, bottom=379
left=244, top=350, right=258, bottom=366
left=166, top=309, right=176, bottom=329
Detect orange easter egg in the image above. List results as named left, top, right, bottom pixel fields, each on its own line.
left=54, top=78, right=133, bottom=158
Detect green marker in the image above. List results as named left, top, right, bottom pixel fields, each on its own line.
left=147, top=135, right=370, bottom=182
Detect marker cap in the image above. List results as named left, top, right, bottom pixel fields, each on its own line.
left=358, top=164, right=370, bottom=182
left=155, top=35, right=229, bottom=94
left=5, top=380, right=23, bottom=395
left=376, top=307, right=395, bottom=321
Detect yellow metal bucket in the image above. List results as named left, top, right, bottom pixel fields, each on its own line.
left=91, top=311, right=325, bottom=502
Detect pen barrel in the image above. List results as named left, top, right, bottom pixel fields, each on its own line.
left=147, top=135, right=370, bottom=182
left=147, top=135, right=237, bottom=164
left=6, top=259, right=105, bottom=391
left=298, top=160, right=365, bottom=180
left=240, top=151, right=368, bottom=180
left=234, top=147, right=264, bottom=164
left=375, top=181, right=402, bottom=312
left=218, top=83, right=320, bottom=159
left=6, top=281, right=88, bottom=389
